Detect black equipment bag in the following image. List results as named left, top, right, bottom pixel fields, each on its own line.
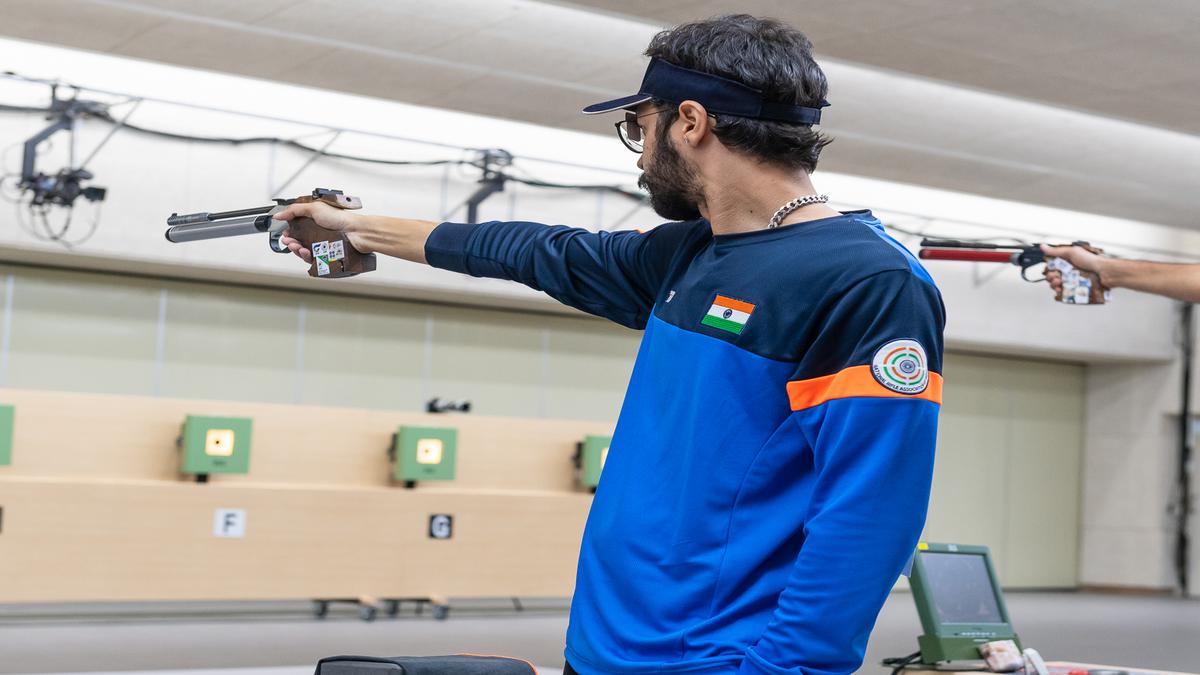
left=315, top=654, right=538, bottom=675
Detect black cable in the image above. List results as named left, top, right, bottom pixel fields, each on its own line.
left=881, top=651, right=923, bottom=675
left=105, top=111, right=647, bottom=200
left=12, top=194, right=35, bottom=238
left=111, top=117, right=466, bottom=167
left=64, top=202, right=101, bottom=248
left=2, top=101, right=470, bottom=167
left=886, top=222, right=1028, bottom=246
left=503, top=173, right=644, bottom=201
left=108, top=116, right=645, bottom=198
left=7, top=101, right=646, bottom=194
left=1173, top=301, right=1193, bottom=595
left=33, top=203, right=71, bottom=242
left=1, top=95, right=647, bottom=247
left=0, top=174, right=23, bottom=203
left=0, top=103, right=51, bottom=114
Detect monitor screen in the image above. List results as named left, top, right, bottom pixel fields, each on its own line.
left=921, top=551, right=1004, bottom=624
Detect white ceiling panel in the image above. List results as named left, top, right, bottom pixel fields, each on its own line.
left=886, top=2, right=1179, bottom=60
left=424, top=72, right=604, bottom=130
left=108, top=19, right=336, bottom=80
left=112, top=0, right=296, bottom=23
left=1048, top=32, right=1199, bottom=91
left=420, top=4, right=651, bottom=86
left=249, top=0, right=512, bottom=55
left=560, top=0, right=1200, bottom=134
left=271, top=48, right=487, bottom=105
left=571, top=51, right=655, bottom=92
left=820, top=138, right=1047, bottom=196
left=0, top=0, right=164, bottom=52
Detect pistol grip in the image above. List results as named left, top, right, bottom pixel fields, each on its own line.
left=289, top=217, right=377, bottom=279
left=1048, top=259, right=1108, bottom=305
left=1083, top=270, right=1108, bottom=305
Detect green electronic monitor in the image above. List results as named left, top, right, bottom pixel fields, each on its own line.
left=179, top=415, right=253, bottom=477
left=909, top=542, right=1021, bottom=664
left=390, top=426, right=457, bottom=485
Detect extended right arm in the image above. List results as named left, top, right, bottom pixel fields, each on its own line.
left=274, top=204, right=436, bottom=265
left=275, top=202, right=704, bottom=328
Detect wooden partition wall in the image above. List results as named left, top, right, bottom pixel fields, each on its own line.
left=0, top=389, right=609, bottom=605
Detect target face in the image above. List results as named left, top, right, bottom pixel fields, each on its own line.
left=416, top=438, right=444, bottom=465
left=204, top=429, right=235, bottom=457
left=870, top=339, right=929, bottom=395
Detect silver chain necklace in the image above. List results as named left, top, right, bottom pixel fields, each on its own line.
left=767, top=194, right=830, bottom=229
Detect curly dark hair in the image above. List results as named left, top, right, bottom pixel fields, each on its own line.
left=644, top=14, right=832, bottom=172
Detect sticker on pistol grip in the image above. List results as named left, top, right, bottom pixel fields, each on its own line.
left=329, top=240, right=345, bottom=261
left=312, top=240, right=331, bottom=276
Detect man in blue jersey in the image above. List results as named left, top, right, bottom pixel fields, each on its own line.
left=276, top=14, right=945, bottom=675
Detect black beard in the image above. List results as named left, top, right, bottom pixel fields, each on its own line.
left=638, top=132, right=703, bottom=221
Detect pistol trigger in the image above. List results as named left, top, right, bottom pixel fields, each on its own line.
left=266, top=217, right=290, bottom=253
left=269, top=229, right=288, bottom=253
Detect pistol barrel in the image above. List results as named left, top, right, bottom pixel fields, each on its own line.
left=166, top=211, right=211, bottom=226
left=165, top=214, right=273, bottom=243
left=918, top=248, right=1019, bottom=264
left=167, top=205, right=275, bottom=227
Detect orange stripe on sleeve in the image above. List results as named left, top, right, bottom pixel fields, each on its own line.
left=786, top=365, right=943, bottom=411
left=714, top=295, right=755, bottom=313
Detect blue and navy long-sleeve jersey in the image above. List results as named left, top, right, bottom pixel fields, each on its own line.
left=425, top=210, right=945, bottom=675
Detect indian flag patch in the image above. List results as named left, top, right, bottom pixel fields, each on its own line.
left=701, top=295, right=755, bottom=335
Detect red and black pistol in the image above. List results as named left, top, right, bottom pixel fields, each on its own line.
left=918, top=238, right=1109, bottom=305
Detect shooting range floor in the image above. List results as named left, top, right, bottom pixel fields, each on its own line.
left=1, top=592, right=1198, bottom=675
left=8, top=671, right=564, bottom=675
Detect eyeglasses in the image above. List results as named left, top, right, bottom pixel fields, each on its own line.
left=614, top=109, right=663, bottom=154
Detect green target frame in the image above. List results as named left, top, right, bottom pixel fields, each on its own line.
left=179, top=415, right=253, bottom=476
left=0, top=405, right=13, bottom=466
left=390, top=426, right=458, bottom=484
left=577, top=434, right=611, bottom=489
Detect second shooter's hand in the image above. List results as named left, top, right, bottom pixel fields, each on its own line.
left=1041, top=244, right=1106, bottom=295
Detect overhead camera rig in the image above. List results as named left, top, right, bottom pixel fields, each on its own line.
left=18, top=83, right=111, bottom=208
left=462, top=148, right=513, bottom=224
left=451, top=147, right=646, bottom=225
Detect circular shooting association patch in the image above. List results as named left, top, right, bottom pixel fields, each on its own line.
left=871, top=339, right=929, bottom=395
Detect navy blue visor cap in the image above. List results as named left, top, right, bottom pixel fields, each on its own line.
left=582, top=57, right=829, bottom=125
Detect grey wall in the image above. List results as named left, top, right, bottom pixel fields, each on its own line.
left=0, top=265, right=639, bottom=422
left=929, top=353, right=1084, bottom=588
left=1081, top=355, right=1195, bottom=592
